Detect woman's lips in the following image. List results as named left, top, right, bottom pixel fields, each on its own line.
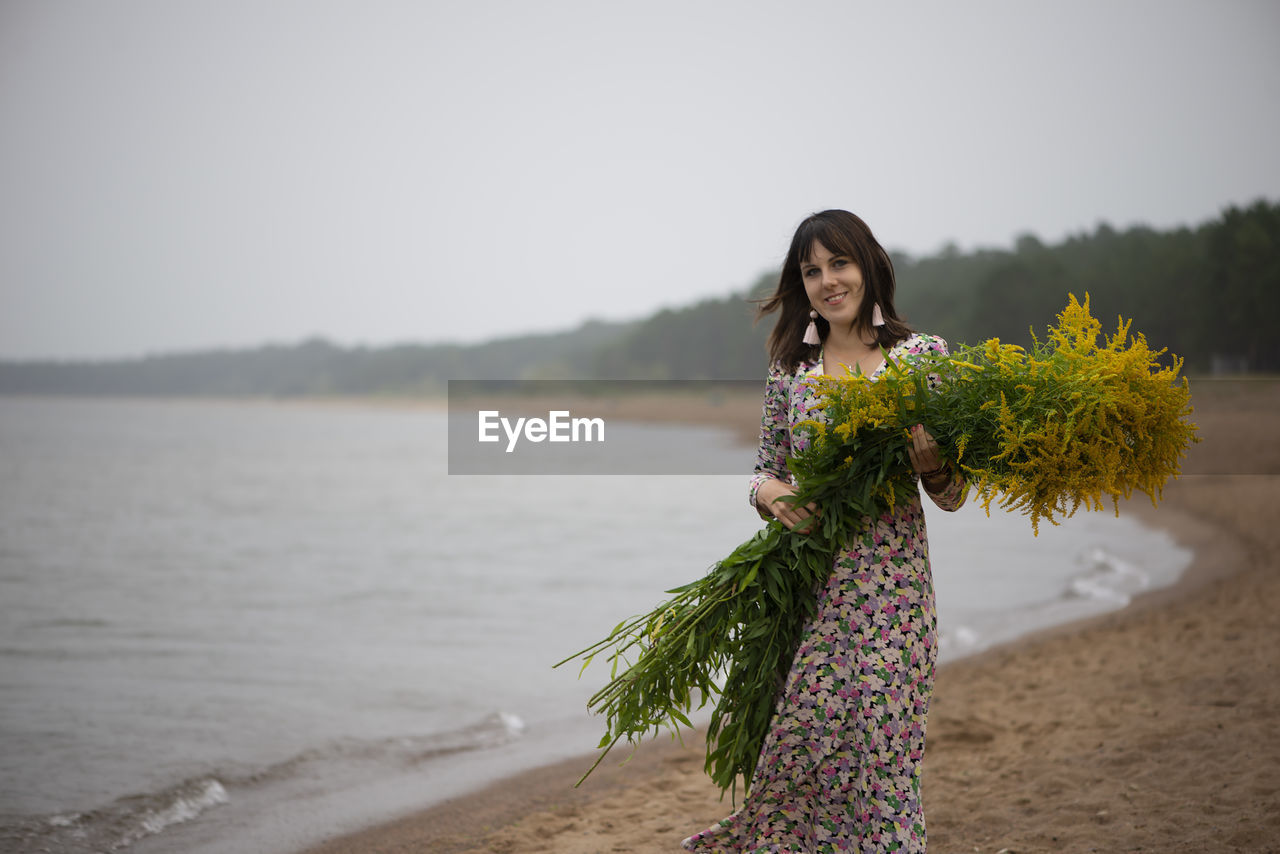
left=824, top=292, right=847, bottom=305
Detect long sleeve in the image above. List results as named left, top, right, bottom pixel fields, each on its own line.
left=923, top=469, right=967, bottom=511
left=748, top=361, right=794, bottom=515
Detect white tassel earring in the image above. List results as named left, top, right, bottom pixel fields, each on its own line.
left=802, top=310, right=821, bottom=345
left=871, top=303, right=886, bottom=327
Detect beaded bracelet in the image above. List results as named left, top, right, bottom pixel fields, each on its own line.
left=920, top=462, right=949, bottom=480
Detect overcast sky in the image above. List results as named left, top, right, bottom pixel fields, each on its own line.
left=1, top=1, right=1277, bottom=360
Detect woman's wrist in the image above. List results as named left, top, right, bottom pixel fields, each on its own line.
left=755, top=479, right=781, bottom=514
left=751, top=476, right=777, bottom=519
left=920, top=462, right=951, bottom=491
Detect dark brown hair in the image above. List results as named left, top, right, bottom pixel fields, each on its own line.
left=758, top=209, right=912, bottom=372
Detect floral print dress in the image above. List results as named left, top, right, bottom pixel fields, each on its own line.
left=682, top=333, right=967, bottom=854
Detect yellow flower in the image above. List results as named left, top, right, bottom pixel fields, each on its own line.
left=804, top=292, right=1198, bottom=535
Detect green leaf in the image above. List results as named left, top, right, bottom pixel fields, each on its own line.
left=558, top=295, right=1197, bottom=794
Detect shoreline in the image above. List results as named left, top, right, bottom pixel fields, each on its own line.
left=297, top=477, right=1265, bottom=854
left=296, top=379, right=1280, bottom=853
left=918, top=473, right=1279, bottom=852
left=293, top=478, right=1249, bottom=850
left=11, top=387, right=1271, bottom=851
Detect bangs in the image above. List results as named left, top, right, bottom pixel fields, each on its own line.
left=794, top=217, right=862, bottom=265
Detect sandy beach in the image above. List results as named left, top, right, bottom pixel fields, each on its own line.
left=302, top=378, right=1279, bottom=854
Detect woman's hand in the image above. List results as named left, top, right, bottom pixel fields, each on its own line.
left=756, top=478, right=819, bottom=533
left=908, top=423, right=950, bottom=489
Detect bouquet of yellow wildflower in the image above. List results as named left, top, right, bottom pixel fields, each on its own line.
left=808, top=292, right=1197, bottom=532
left=556, top=294, right=1197, bottom=796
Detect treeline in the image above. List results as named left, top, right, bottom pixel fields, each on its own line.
left=894, top=198, right=1278, bottom=374
left=597, top=199, right=1278, bottom=377
left=587, top=271, right=776, bottom=380
left=0, top=320, right=631, bottom=396
left=1, top=200, right=1275, bottom=396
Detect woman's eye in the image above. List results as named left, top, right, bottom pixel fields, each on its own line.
left=832, top=258, right=847, bottom=268
left=802, top=268, right=816, bottom=277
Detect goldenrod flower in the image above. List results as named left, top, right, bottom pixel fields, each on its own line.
left=560, top=295, right=1198, bottom=796
left=803, top=293, right=1198, bottom=533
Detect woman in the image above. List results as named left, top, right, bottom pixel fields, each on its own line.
left=683, top=210, right=967, bottom=853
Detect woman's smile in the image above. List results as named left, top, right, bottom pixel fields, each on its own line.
left=802, top=240, right=864, bottom=324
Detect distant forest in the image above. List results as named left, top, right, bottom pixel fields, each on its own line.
left=2, top=199, right=1276, bottom=396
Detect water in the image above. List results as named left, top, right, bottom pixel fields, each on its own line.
left=0, top=397, right=1192, bottom=853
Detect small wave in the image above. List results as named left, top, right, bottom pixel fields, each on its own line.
left=3, top=776, right=227, bottom=854
left=1064, top=546, right=1149, bottom=606
left=2, top=711, right=524, bottom=853
left=401, top=710, right=527, bottom=763
left=117, top=778, right=228, bottom=847
left=498, top=711, right=526, bottom=736
left=938, top=625, right=980, bottom=655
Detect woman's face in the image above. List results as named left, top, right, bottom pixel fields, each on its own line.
left=800, top=240, right=865, bottom=329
